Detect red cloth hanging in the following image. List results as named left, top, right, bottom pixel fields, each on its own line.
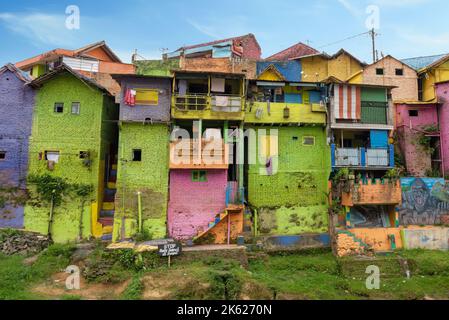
left=124, top=89, right=136, bottom=106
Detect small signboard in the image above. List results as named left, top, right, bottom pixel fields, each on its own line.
left=157, top=242, right=182, bottom=257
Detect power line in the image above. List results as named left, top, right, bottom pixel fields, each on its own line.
left=317, top=31, right=371, bottom=49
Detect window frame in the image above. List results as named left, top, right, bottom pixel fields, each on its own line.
left=44, top=151, right=60, bottom=163
left=54, top=102, right=64, bottom=113
left=192, top=170, right=207, bottom=182
left=409, top=110, right=419, bottom=117
left=134, top=88, right=159, bottom=106
left=71, top=102, right=81, bottom=115
left=302, top=136, right=316, bottom=146
left=132, top=149, right=142, bottom=162
left=0, top=151, right=6, bottom=161
left=395, top=68, right=404, bottom=76
left=375, top=68, right=384, bottom=76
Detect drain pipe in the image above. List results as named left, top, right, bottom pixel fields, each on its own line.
left=253, top=208, right=258, bottom=237
left=47, top=190, right=55, bottom=239
left=137, top=191, right=142, bottom=233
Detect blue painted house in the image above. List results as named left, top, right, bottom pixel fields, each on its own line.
left=0, top=64, right=35, bottom=228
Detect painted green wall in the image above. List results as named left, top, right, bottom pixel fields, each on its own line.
left=24, top=72, right=116, bottom=243
left=247, top=126, right=331, bottom=235
left=113, top=123, right=169, bottom=241
left=361, top=87, right=387, bottom=102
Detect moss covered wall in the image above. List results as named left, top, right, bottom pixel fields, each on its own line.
left=113, top=123, right=169, bottom=241
left=24, top=72, right=116, bottom=242
left=247, top=126, right=331, bottom=235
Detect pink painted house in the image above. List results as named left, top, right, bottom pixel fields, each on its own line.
left=436, top=81, right=449, bottom=175
left=168, top=169, right=228, bottom=240
left=395, top=103, right=441, bottom=177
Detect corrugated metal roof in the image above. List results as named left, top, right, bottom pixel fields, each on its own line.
left=401, top=54, right=448, bottom=70
left=256, top=61, right=302, bottom=82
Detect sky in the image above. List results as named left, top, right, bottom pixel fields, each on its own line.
left=0, top=0, right=448, bottom=66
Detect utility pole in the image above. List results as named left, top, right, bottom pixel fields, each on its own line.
left=369, top=28, right=377, bottom=63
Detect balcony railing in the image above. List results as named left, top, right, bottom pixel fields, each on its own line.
left=331, top=144, right=394, bottom=168
left=341, top=179, right=402, bottom=206
left=172, top=94, right=245, bottom=120
left=245, top=101, right=326, bottom=124
left=169, top=139, right=229, bottom=169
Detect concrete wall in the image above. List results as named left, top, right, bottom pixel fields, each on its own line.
left=168, top=169, right=227, bottom=240
left=402, top=227, right=449, bottom=250
left=0, top=69, right=35, bottom=228
left=247, top=126, right=331, bottom=235
left=361, top=56, right=418, bottom=102
left=118, top=76, right=171, bottom=122
left=114, top=123, right=169, bottom=241
left=24, top=72, right=116, bottom=242
left=395, top=103, right=439, bottom=176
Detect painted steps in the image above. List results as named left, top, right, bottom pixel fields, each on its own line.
left=194, top=211, right=229, bottom=241
left=102, top=202, right=114, bottom=211
left=100, top=210, right=115, bottom=218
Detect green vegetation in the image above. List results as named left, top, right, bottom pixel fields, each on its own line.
left=0, top=243, right=75, bottom=300
left=2, top=242, right=449, bottom=300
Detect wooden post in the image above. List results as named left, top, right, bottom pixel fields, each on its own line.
left=227, top=211, right=231, bottom=245
left=168, top=255, right=171, bottom=268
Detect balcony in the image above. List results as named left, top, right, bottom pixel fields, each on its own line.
left=244, top=102, right=326, bottom=124
left=169, top=139, right=229, bottom=169
left=172, top=94, right=245, bottom=120
left=341, top=179, right=402, bottom=206
left=331, top=144, right=394, bottom=169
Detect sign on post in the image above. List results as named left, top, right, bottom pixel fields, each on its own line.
left=157, top=242, right=182, bottom=267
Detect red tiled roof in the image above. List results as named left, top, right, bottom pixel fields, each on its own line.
left=265, top=42, right=319, bottom=61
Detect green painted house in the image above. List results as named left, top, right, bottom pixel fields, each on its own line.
left=245, top=63, right=331, bottom=236
left=111, top=75, right=172, bottom=241
left=25, top=65, right=118, bottom=243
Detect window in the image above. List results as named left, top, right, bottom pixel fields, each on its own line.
left=45, top=151, right=60, bottom=163
left=409, top=110, right=419, bottom=117
left=71, top=102, right=80, bottom=115
left=376, top=68, right=384, bottom=75
left=303, top=136, right=316, bottom=146
left=135, top=89, right=159, bottom=105
left=54, top=103, right=64, bottom=113
left=79, top=151, right=89, bottom=159
left=192, top=170, right=207, bottom=182
left=0, top=151, right=5, bottom=160
left=132, top=149, right=142, bottom=162
left=395, top=68, right=404, bottom=76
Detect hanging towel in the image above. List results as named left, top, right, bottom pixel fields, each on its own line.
left=178, top=80, right=187, bottom=96
left=124, top=89, right=136, bottom=106
left=215, top=95, right=229, bottom=107
left=211, top=78, right=225, bottom=93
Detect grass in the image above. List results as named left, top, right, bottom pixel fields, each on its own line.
left=1, top=243, right=449, bottom=300
left=0, top=243, right=76, bottom=300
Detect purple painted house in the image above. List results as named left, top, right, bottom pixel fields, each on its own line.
left=0, top=64, right=34, bottom=228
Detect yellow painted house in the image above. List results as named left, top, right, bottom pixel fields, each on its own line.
left=401, top=53, right=449, bottom=102
left=299, top=49, right=366, bottom=83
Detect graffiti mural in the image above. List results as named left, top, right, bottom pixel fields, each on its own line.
left=399, top=178, right=449, bottom=225
left=350, top=206, right=390, bottom=228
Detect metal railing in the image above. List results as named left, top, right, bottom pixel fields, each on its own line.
left=332, top=144, right=394, bottom=168
left=172, top=93, right=244, bottom=113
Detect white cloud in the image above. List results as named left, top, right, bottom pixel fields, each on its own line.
left=186, top=15, right=252, bottom=41
left=0, top=11, right=82, bottom=47
left=186, top=19, right=221, bottom=39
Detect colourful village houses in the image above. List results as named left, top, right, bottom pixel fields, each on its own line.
left=244, top=54, right=331, bottom=241
left=168, top=69, right=246, bottom=244
left=0, top=64, right=34, bottom=228
left=111, top=73, right=172, bottom=241
left=15, top=41, right=135, bottom=97
left=395, top=54, right=449, bottom=177
left=24, top=65, right=118, bottom=242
